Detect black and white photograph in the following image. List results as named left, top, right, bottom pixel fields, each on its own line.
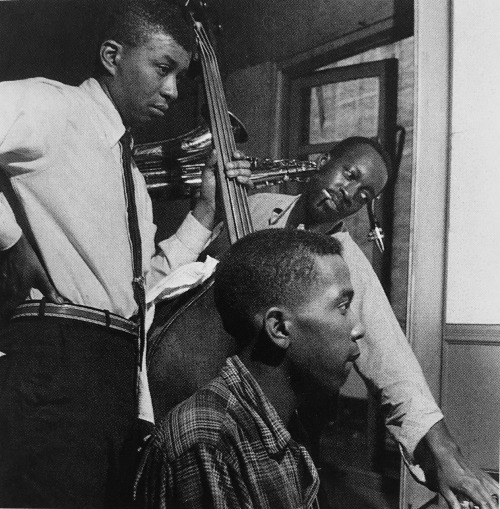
left=0, top=0, right=498, bottom=508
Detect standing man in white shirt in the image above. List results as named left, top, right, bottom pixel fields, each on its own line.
left=248, top=136, right=499, bottom=509
left=0, top=0, right=250, bottom=507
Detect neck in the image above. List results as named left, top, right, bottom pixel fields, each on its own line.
left=96, top=77, right=128, bottom=128
left=285, top=195, right=306, bottom=228
left=97, top=77, right=113, bottom=103
left=238, top=351, right=299, bottom=427
left=309, top=220, right=341, bottom=235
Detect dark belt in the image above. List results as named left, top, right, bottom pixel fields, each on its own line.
left=11, top=300, right=138, bottom=337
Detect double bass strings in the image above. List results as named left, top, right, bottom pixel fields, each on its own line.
left=196, top=23, right=246, bottom=238
left=194, top=21, right=254, bottom=241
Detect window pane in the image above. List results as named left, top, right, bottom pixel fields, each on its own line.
left=308, top=77, right=379, bottom=144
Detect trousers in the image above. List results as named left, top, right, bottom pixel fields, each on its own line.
left=0, top=316, right=138, bottom=508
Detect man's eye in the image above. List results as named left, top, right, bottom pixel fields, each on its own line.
left=338, top=300, right=351, bottom=314
left=158, top=65, right=172, bottom=76
left=344, top=168, right=356, bottom=180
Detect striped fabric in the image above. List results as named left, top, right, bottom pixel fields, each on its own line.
left=136, top=355, right=320, bottom=508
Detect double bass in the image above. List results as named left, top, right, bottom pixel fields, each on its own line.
left=146, top=10, right=255, bottom=420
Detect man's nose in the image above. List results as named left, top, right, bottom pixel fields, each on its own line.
left=160, top=77, right=178, bottom=101
left=350, top=319, right=365, bottom=343
left=340, top=181, right=358, bottom=206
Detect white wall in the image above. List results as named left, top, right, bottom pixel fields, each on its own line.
left=446, top=0, right=500, bottom=324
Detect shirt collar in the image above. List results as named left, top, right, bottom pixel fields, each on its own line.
left=78, top=78, right=126, bottom=148
left=222, top=356, right=291, bottom=455
left=269, top=194, right=301, bottom=226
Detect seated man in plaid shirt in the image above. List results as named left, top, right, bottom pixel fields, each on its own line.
left=135, top=228, right=365, bottom=508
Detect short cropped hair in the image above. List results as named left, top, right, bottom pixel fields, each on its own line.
left=214, top=228, right=343, bottom=343
left=101, top=0, right=195, bottom=53
left=328, top=136, right=394, bottom=184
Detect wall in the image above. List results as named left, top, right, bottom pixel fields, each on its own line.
left=217, top=0, right=412, bottom=73
left=446, top=1, right=500, bottom=325
left=441, top=0, right=500, bottom=472
left=323, top=37, right=414, bottom=329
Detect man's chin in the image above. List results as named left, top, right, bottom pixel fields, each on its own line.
left=308, top=206, right=343, bottom=228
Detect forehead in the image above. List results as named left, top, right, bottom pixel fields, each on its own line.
left=314, top=254, right=351, bottom=286
left=299, top=254, right=352, bottom=303
left=128, top=32, right=191, bottom=69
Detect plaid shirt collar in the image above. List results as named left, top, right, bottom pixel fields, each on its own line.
left=221, top=356, right=291, bottom=455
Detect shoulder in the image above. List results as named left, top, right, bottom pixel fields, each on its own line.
left=149, top=379, right=236, bottom=462
left=248, top=192, right=299, bottom=230
left=0, top=78, right=76, bottom=107
left=332, top=231, right=370, bottom=264
left=331, top=230, right=380, bottom=294
left=0, top=78, right=79, bottom=127
left=248, top=192, right=297, bottom=210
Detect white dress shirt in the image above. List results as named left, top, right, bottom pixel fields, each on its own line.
left=0, top=77, right=212, bottom=319
left=249, top=192, right=444, bottom=469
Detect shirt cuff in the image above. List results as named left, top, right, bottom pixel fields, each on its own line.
left=0, top=216, right=22, bottom=251
left=158, top=211, right=212, bottom=258
left=402, top=411, right=444, bottom=459
left=398, top=414, right=445, bottom=484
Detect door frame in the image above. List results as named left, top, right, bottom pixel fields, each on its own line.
left=401, top=0, right=451, bottom=507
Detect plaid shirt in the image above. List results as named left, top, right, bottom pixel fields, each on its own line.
left=135, top=355, right=320, bottom=508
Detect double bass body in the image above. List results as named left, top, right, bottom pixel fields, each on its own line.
left=147, top=276, right=236, bottom=420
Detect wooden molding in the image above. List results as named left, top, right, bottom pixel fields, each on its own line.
left=444, top=323, right=500, bottom=345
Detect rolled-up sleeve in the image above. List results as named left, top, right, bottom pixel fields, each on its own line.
left=149, top=212, right=212, bottom=282
left=335, top=231, right=444, bottom=461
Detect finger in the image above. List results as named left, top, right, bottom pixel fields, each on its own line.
left=479, top=479, right=500, bottom=509
left=44, top=289, right=66, bottom=305
left=443, top=487, right=462, bottom=509
left=36, top=274, right=65, bottom=304
left=470, top=471, right=499, bottom=509
left=491, top=490, right=500, bottom=508
left=459, top=478, right=498, bottom=509
left=232, top=149, right=246, bottom=160
left=225, top=160, right=251, bottom=172
left=236, top=175, right=254, bottom=188
left=480, top=475, right=499, bottom=498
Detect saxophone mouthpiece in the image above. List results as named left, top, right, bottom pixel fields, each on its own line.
left=365, top=194, right=385, bottom=253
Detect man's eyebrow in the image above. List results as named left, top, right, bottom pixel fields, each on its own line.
left=160, top=55, right=177, bottom=66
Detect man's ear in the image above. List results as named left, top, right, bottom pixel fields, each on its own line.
left=316, top=153, right=330, bottom=169
left=264, top=307, right=291, bottom=350
left=99, top=40, right=123, bottom=76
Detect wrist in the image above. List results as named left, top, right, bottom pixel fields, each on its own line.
left=192, top=198, right=216, bottom=230
left=424, top=420, right=459, bottom=453
left=415, top=419, right=459, bottom=470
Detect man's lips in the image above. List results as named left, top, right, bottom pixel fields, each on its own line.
left=318, top=189, right=344, bottom=211
left=349, top=351, right=361, bottom=363
left=150, top=104, right=169, bottom=115
left=344, top=351, right=361, bottom=372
